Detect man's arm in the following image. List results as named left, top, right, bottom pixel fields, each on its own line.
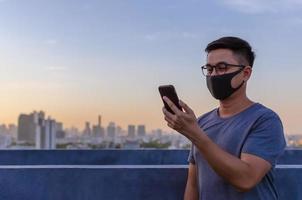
left=191, top=133, right=271, bottom=192
left=184, top=163, right=199, bottom=200
left=162, top=97, right=271, bottom=192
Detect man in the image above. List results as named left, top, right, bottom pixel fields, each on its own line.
left=162, top=36, right=286, bottom=200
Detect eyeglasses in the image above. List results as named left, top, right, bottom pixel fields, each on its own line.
left=201, top=62, right=245, bottom=76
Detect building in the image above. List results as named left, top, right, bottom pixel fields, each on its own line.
left=17, top=111, right=43, bottom=144
left=128, top=125, right=136, bottom=138
left=8, top=124, right=18, bottom=138
left=107, top=122, right=116, bottom=139
left=56, top=122, right=66, bottom=139
left=17, top=111, right=57, bottom=149
left=92, top=115, right=105, bottom=137
left=37, top=118, right=57, bottom=149
left=83, top=122, right=92, bottom=136
left=137, top=125, right=146, bottom=138
left=93, top=126, right=104, bottom=137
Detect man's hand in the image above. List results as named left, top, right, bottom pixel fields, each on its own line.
left=162, top=96, right=200, bottom=138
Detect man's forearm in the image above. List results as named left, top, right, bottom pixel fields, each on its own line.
left=184, top=184, right=199, bottom=200
left=188, top=129, right=255, bottom=191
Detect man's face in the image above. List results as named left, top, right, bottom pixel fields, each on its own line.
left=206, top=48, right=251, bottom=90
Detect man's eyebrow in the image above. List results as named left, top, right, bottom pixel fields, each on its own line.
left=206, top=61, right=228, bottom=65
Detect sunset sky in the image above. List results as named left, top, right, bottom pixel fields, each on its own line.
left=0, top=0, right=302, bottom=134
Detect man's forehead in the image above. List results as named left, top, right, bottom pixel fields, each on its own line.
left=206, top=49, right=238, bottom=64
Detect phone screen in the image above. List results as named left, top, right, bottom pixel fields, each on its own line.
left=158, top=85, right=182, bottom=114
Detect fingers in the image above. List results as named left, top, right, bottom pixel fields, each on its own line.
left=167, top=122, right=176, bottom=130
left=164, top=115, right=180, bottom=127
left=162, top=106, right=175, bottom=120
left=163, top=96, right=182, bottom=115
left=179, top=99, right=194, bottom=114
left=166, top=119, right=182, bottom=130
left=163, top=107, right=182, bottom=130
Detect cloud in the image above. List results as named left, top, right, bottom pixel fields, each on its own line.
left=143, top=31, right=199, bottom=41
left=220, top=0, right=302, bottom=14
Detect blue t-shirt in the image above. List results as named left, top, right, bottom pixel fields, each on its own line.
left=188, top=103, right=286, bottom=200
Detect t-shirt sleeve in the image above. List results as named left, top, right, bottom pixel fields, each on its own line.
left=241, top=112, right=286, bottom=166
left=187, top=143, right=196, bottom=164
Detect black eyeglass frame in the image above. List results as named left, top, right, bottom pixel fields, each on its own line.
left=201, top=62, right=246, bottom=76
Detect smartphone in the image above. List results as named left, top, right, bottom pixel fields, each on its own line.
left=158, top=85, right=182, bottom=114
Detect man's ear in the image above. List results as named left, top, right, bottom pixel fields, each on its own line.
left=243, top=66, right=252, bottom=81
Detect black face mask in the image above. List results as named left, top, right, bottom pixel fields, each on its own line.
left=206, top=69, right=245, bottom=100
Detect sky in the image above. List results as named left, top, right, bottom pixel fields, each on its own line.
left=0, top=0, right=302, bottom=134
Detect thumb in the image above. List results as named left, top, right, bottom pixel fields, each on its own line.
left=179, top=100, right=194, bottom=114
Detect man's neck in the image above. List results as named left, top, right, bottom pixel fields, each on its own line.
left=218, top=94, right=254, bottom=118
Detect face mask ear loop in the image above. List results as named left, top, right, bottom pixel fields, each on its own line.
left=233, top=79, right=245, bottom=91
left=233, top=67, right=245, bottom=89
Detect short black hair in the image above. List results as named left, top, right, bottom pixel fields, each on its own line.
left=205, top=36, right=255, bottom=67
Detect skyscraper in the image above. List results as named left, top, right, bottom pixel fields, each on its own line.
left=137, top=125, right=146, bottom=138
left=107, top=122, right=116, bottom=139
left=83, top=122, right=92, bottom=136
left=18, top=111, right=57, bottom=149
left=128, top=125, right=136, bottom=138
left=98, top=115, right=102, bottom=127
left=8, top=124, right=17, bottom=138
left=56, top=122, right=66, bottom=139
left=92, top=115, right=105, bottom=137
left=17, top=112, right=41, bottom=143
left=37, top=118, right=56, bottom=149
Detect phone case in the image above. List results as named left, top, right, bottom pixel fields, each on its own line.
left=158, top=85, right=182, bottom=114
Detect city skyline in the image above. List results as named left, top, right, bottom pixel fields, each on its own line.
left=0, top=109, right=189, bottom=150
left=0, top=1, right=302, bottom=134
left=0, top=110, right=166, bottom=135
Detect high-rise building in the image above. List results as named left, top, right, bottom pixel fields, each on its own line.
left=37, top=118, right=56, bottom=149
left=8, top=124, right=17, bottom=138
left=116, top=126, right=122, bottom=136
left=107, top=122, right=116, bottom=139
left=137, top=125, right=146, bottom=138
left=83, top=122, right=92, bottom=136
left=93, top=126, right=105, bottom=137
left=128, top=125, right=136, bottom=138
left=56, top=122, right=66, bottom=139
left=18, top=111, right=57, bottom=149
left=156, top=129, right=163, bottom=138
left=18, top=112, right=41, bottom=143
left=98, top=115, right=102, bottom=127
left=92, top=115, right=105, bottom=137
left=0, top=124, right=6, bottom=134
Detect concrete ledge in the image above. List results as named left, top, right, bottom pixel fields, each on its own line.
left=0, top=167, right=187, bottom=200
left=0, top=149, right=190, bottom=165
left=275, top=167, right=302, bottom=200
left=277, top=149, right=302, bottom=164
left=0, top=165, right=300, bottom=200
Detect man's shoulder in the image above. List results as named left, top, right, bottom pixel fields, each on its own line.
left=197, top=108, right=217, bottom=124
left=247, top=103, right=284, bottom=134
left=253, top=103, right=281, bottom=122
